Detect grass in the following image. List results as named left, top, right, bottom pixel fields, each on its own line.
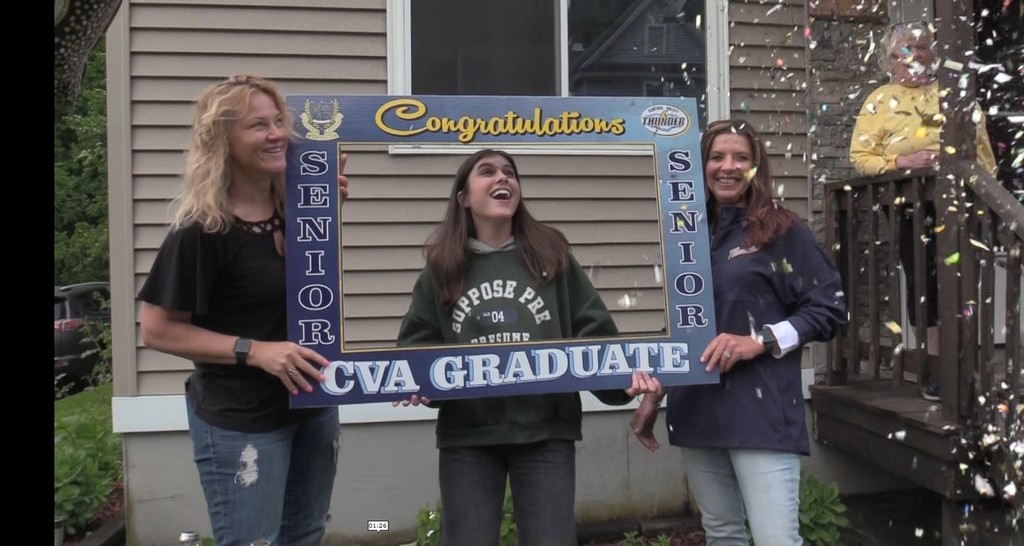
left=55, top=382, right=114, bottom=425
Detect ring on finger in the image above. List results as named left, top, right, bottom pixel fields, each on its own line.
left=287, top=367, right=299, bottom=376
left=722, top=351, right=732, bottom=358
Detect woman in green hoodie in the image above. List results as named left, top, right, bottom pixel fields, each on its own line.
left=396, top=149, right=661, bottom=546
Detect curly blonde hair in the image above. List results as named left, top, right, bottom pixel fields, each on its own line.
left=171, top=74, right=295, bottom=232
left=878, top=21, right=935, bottom=76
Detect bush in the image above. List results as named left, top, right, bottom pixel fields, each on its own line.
left=799, top=473, right=850, bottom=546
left=54, top=383, right=122, bottom=536
left=81, top=308, right=114, bottom=388
left=55, top=41, right=109, bottom=286
left=416, top=480, right=518, bottom=545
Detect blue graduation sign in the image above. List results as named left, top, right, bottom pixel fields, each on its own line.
left=285, top=95, right=717, bottom=407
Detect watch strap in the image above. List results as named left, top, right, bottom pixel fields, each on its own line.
left=234, top=337, right=252, bottom=366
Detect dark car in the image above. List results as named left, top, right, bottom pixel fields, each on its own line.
left=54, top=282, right=111, bottom=387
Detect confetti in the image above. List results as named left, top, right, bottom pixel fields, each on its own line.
left=617, top=293, right=637, bottom=309
left=974, top=474, right=995, bottom=496
left=744, top=167, right=758, bottom=181
left=889, top=430, right=907, bottom=441
left=885, top=321, right=902, bottom=334
left=944, top=252, right=960, bottom=265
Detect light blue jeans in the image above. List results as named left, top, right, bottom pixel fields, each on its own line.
left=187, top=403, right=341, bottom=546
left=680, top=447, right=803, bottom=546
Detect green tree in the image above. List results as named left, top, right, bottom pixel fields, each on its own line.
left=54, top=43, right=109, bottom=285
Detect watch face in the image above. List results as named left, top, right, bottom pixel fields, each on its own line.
left=235, top=338, right=251, bottom=365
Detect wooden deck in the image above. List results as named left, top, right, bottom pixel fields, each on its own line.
left=810, top=381, right=970, bottom=499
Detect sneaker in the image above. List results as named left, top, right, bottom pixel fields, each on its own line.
left=920, top=375, right=940, bottom=401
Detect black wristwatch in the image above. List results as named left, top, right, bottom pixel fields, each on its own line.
left=234, top=337, right=252, bottom=366
left=758, top=327, right=778, bottom=355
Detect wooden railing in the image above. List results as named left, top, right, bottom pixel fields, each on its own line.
left=823, top=166, right=1023, bottom=423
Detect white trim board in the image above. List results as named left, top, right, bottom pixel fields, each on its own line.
left=113, top=392, right=639, bottom=434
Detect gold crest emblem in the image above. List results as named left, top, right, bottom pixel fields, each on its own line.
left=300, top=99, right=344, bottom=141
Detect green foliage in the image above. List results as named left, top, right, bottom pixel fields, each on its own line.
left=799, top=473, right=849, bottom=546
left=54, top=383, right=122, bottom=536
left=55, top=41, right=110, bottom=285
left=81, top=299, right=114, bottom=388
left=415, top=500, right=441, bottom=546
left=620, top=530, right=644, bottom=546
left=649, top=533, right=672, bottom=546
left=416, top=480, right=518, bottom=545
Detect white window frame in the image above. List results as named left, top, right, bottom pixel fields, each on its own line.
left=385, top=0, right=729, bottom=156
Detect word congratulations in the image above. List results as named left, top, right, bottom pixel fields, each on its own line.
left=375, top=99, right=626, bottom=144
left=322, top=342, right=689, bottom=396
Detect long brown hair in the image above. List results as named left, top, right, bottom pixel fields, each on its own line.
left=426, top=149, right=570, bottom=308
left=701, top=119, right=798, bottom=248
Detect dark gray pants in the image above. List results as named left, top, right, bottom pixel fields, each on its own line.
left=438, top=439, right=577, bottom=546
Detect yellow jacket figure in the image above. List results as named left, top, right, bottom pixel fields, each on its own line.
left=850, top=81, right=997, bottom=176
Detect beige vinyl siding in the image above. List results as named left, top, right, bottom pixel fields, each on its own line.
left=121, top=0, right=674, bottom=394
left=123, top=0, right=389, bottom=395
left=336, top=152, right=665, bottom=349
left=728, top=0, right=810, bottom=219
left=120, top=0, right=813, bottom=395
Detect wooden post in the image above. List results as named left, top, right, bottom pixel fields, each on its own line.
left=934, top=0, right=977, bottom=423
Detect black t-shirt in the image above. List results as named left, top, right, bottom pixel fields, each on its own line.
left=138, top=216, right=322, bottom=432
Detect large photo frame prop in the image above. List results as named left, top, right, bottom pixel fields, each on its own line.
left=285, top=95, right=717, bottom=407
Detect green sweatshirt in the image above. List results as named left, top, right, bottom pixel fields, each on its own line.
left=397, top=243, right=632, bottom=448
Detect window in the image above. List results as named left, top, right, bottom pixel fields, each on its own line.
left=411, top=1, right=557, bottom=95
left=645, top=23, right=668, bottom=56
left=75, top=289, right=109, bottom=316
left=390, top=0, right=725, bottom=135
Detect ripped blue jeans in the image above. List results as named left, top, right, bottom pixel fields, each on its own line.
left=186, top=403, right=340, bottom=546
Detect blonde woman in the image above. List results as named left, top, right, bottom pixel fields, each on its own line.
left=849, top=22, right=996, bottom=400
left=138, top=75, right=348, bottom=546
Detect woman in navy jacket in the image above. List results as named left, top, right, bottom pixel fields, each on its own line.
left=632, top=119, right=847, bottom=546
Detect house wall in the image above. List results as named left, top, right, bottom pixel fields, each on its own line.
left=122, top=409, right=693, bottom=545
left=107, top=0, right=902, bottom=543
left=729, top=0, right=812, bottom=221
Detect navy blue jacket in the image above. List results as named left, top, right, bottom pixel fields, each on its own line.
left=665, top=206, right=847, bottom=455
